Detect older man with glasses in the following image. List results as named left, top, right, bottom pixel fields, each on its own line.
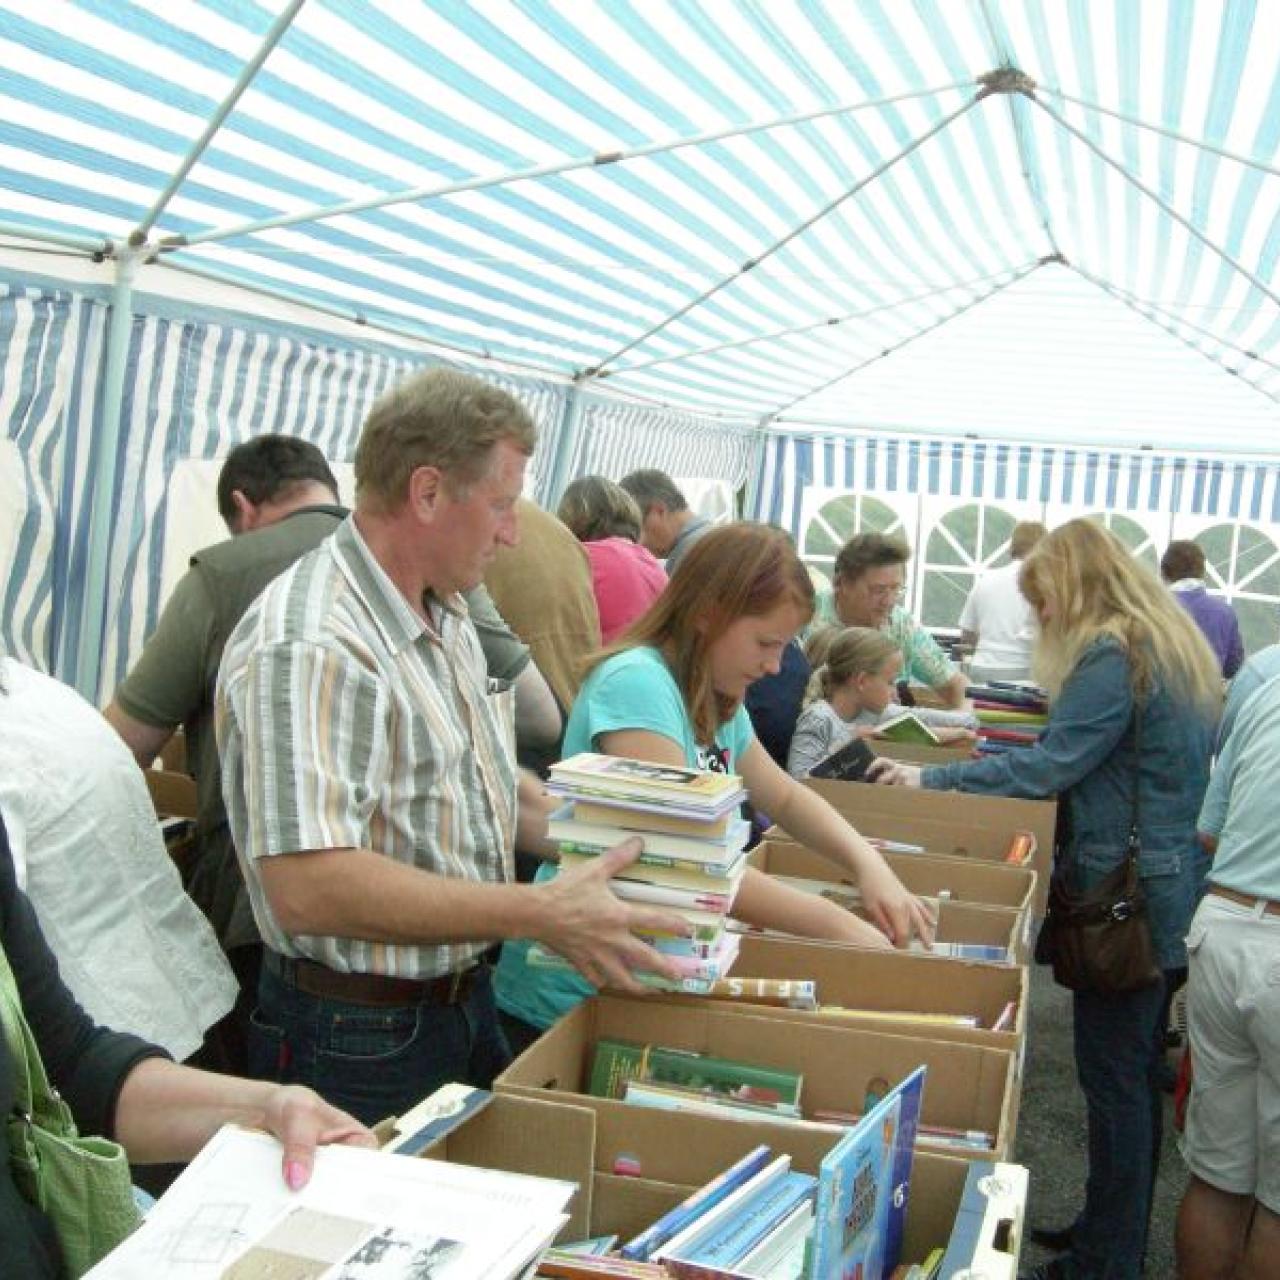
left=812, top=532, right=970, bottom=710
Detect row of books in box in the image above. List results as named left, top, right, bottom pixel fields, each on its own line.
left=486, top=989, right=1028, bottom=1278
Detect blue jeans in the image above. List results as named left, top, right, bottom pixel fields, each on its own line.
left=248, top=960, right=512, bottom=1128
left=1067, top=977, right=1167, bottom=1279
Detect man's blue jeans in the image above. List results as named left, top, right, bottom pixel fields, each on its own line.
left=1068, top=977, right=1167, bottom=1279
left=248, top=959, right=512, bottom=1128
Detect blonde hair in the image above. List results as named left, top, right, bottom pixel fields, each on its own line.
left=584, top=522, right=814, bottom=745
left=355, top=368, right=537, bottom=513
left=804, top=626, right=900, bottom=705
left=1018, top=518, right=1221, bottom=713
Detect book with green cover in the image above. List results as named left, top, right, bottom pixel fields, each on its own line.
left=587, top=1037, right=803, bottom=1111
left=873, top=711, right=941, bottom=745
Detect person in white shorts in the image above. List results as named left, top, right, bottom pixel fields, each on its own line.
left=1177, top=670, right=1280, bottom=1279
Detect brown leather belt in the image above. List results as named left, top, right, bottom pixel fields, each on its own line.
left=266, top=951, right=485, bottom=1008
left=1208, top=884, right=1280, bottom=918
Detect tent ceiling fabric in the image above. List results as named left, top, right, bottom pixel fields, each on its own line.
left=2, top=0, right=1279, bottom=449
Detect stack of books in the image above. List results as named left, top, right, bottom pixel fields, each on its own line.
left=536, top=753, right=750, bottom=993
left=966, top=682, right=1049, bottom=757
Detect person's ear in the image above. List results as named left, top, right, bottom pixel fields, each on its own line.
left=228, top=489, right=258, bottom=533
left=407, top=465, right=444, bottom=521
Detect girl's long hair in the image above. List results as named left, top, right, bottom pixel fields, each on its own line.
left=584, top=522, right=815, bottom=744
left=1019, top=518, right=1221, bottom=713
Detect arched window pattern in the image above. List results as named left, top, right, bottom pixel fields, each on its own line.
left=919, top=503, right=1018, bottom=629
left=1086, top=512, right=1159, bottom=570
left=801, top=494, right=904, bottom=591
left=1194, top=523, right=1280, bottom=654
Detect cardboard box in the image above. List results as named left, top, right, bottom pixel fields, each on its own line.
left=753, top=837, right=1037, bottom=915
left=799, top=776, right=1056, bottom=913
left=750, top=838, right=1035, bottom=959
left=702, top=933, right=1027, bottom=1049
left=495, top=992, right=1018, bottom=1160
left=417, top=1088, right=1025, bottom=1270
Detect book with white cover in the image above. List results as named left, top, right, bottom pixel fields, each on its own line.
left=87, top=1125, right=574, bottom=1280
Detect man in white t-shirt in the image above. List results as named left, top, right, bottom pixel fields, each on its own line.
left=958, top=521, right=1047, bottom=684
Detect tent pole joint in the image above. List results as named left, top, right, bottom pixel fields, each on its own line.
left=976, top=67, right=1037, bottom=100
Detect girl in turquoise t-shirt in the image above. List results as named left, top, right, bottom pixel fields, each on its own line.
left=494, top=522, right=936, bottom=1052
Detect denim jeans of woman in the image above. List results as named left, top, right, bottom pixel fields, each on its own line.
left=248, top=962, right=512, bottom=1129
left=1064, top=977, right=1167, bottom=1279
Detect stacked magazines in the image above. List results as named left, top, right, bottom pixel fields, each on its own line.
left=535, top=753, right=750, bottom=994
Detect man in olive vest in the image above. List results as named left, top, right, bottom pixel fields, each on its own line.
left=106, top=436, right=345, bottom=1073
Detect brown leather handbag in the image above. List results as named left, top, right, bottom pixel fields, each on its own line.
left=1041, top=705, right=1162, bottom=995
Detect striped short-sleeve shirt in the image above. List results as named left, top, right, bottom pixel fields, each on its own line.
left=216, top=516, right=517, bottom=978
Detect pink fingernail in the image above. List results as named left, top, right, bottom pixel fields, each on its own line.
left=285, top=1160, right=306, bottom=1191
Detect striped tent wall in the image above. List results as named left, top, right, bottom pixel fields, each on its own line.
left=754, top=432, right=1280, bottom=535
left=564, top=393, right=759, bottom=495
left=1, top=283, right=106, bottom=676
left=0, top=281, right=570, bottom=695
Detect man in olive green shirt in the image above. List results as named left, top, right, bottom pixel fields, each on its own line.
left=106, top=437, right=346, bottom=1072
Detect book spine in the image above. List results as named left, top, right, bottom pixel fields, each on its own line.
left=620, top=1144, right=774, bottom=1261
left=702, top=977, right=818, bottom=1008
left=674, top=1173, right=816, bottom=1267
left=647, top=1046, right=802, bottom=1108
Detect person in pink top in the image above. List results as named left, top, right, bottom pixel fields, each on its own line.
left=557, top=476, right=667, bottom=642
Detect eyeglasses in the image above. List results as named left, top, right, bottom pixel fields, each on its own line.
left=864, top=583, right=906, bottom=602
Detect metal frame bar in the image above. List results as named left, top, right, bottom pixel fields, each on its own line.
left=0, top=220, right=110, bottom=255
left=159, top=80, right=974, bottom=249
left=762, top=258, right=1042, bottom=422
left=133, top=0, right=308, bottom=242
left=156, top=257, right=564, bottom=379
left=605, top=264, right=1035, bottom=376
left=71, top=248, right=140, bottom=699
left=584, top=92, right=985, bottom=378
left=1030, top=94, right=1280, bottom=313
left=1041, top=85, right=1280, bottom=181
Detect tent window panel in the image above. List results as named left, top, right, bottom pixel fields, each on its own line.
left=1086, top=512, right=1159, bottom=570
left=919, top=502, right=1019, bottom=629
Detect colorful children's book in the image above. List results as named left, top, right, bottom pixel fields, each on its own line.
left=805, top=1066, right=926, bottom=1280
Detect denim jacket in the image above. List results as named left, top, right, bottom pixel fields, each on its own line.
left=922, top=637, right=1214, bottom=969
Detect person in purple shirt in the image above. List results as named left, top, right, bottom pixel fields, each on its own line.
left=1161, top=541, right=1244, bottom=678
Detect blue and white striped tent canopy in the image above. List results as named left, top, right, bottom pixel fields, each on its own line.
left=4, top=1, right=1280, bottom=694
left=3, top=0, right=1280, bottom=448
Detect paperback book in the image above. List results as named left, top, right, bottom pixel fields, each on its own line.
left=806, top=1066, right=926, bottom=1280
left=549, top=753, right=746, bottom=815
left=872, top=711, right=941, bottom=746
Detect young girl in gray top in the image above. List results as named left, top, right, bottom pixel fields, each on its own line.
left=787, top=627, right=976, bottom=777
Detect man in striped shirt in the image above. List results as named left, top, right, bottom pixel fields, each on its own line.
left=216, top=368, right=683, bottom=1127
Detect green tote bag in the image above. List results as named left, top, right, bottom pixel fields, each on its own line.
left=0, top=943, right=141, bottom=1277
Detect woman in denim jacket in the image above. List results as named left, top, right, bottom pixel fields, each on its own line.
left=872, top=519, right=1220, bottom=1280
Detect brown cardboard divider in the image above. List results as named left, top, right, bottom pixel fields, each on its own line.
left=495, top=992, right=1018, bottom=1161
left=754, top=837, right=1037, bottom=913
left=749, top=838, right=1033, bottom=960
left=799, top=776, right=1056, bottom=913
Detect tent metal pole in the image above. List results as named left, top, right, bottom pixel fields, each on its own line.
left=1071, top=263, right=1280, bottom=409
left=1031, top=96, right=1280, bottom=313
left=155, top=257, right=564, bottom=379
left=763, top=259, right=1042, bottom=422
left=159, top=80, right=974, bottom=250
left=0, top=221, right=110, bottom=255
left=71, top=247, right=140, bottom=701
left=585, top=94, right=984, bottom=377
left=607, top=263, right=1036, bottom=375
left=1041, top=87, right=1280, bottom=180
left=542, top=384, right=585, bottom=508
left=133, top=0, right=308, bottom=242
